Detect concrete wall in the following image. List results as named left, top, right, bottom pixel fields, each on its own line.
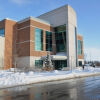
left=67, top=5, right=77, bottom=68
left=30, top=56, right=41, bottom=67
left=16, top=56, right=30, bottom=68
left=0, top=36, right=5, bottom=68
left=38, top=5, right=67, bottom=27
left=16, top=56, right=41, bottom=68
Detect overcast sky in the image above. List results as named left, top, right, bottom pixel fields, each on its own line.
left=0, top=0, right=100, bottom=61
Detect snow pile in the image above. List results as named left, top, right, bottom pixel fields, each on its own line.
left=54, top=70, right=59, bottom=74
left=0, top=67, right=100, bottom=88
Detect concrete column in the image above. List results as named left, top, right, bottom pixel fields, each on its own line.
left=0, top=37, right=5, bottom=68
left=66, top=6, right=77, bottom=68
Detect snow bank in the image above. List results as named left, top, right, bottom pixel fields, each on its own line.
left=0, top=67, right=100, bottom=88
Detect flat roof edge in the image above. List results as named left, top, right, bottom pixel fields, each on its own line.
left=37, top=4, right=68, bottom=18
left=18, top=16, right=51, bottom=26
left=0, top=18, right=17, bottom=22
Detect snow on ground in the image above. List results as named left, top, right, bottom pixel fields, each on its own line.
left=0, top=67, right=100, bottom=88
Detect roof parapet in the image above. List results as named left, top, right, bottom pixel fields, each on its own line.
left=18, top=16, right=51, bottom=26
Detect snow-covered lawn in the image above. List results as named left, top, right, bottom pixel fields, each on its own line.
left=0, top=67, right=100, bottom=88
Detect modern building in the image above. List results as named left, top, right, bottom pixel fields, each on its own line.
left=0, top=5, right=84, bottom=70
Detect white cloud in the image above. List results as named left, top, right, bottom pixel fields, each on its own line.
left=84, top=47, right=100, bottom=61
left=10, top=0, right=32, bottom=5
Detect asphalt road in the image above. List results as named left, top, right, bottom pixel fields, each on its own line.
left=0, top=76, right=100, bottom=100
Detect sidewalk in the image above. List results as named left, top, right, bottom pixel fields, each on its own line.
left=0, top=67, right=100, bottom=89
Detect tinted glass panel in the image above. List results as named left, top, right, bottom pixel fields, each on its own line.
left=46, top=31, right=52, bottom=51
left=55, top=25, right=66, bottom=52
left=78, top=40, right=82, bottom=55
left=35, top=28, right=43, bottom=51
left=75, top=27, right=78, bottom=66
left=0, top=28, right=5, bottom=37
left=55, top=24, right=66, bottom=32
left=54, top=60, right=67, bottom=70
left=35, top=60, right=43, bottom=68
left=79, top=61, right=82, bottom=66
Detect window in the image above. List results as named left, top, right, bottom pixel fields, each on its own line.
left=55, top=25, right=66, bottom=52
left=0, top=28, right=5, bottom=37
left=78, top=40, right=82, bottom=55
left=35, top=60, right=43, bottom=68
left=46, top=31, right=52, bottom=51
left=55, top=25, right=66, bottom=32
left=75, top=27, right=78, bottom=66
left=54, top=60, right=67, bottom=70
left=35, top=28, right=43, bottom=51
left=79, top=61, right=82, bottom=66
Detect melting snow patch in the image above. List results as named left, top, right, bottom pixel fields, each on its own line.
left=0, top=67, right=100, bottom=88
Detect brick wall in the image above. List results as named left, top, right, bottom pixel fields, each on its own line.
left=0, top=18, right=56, bottom=69
left=77, top=35, right=84, bottom=59
left=4, top=19, right=17, bottom=69
left=17, top=18, right=56, bottom=58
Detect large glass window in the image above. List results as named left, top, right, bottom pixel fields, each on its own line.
left=55, top=25, right=66, bottom=52
left=79, top=61, right=82, bottom=66
left=35, top=60, right=43, bottom=68
left=78, top=40, right=82, bottom=55
left=54, top=60, right=67, bottom=70
left=75, top=27, right=78, bottom=66
left=0, top=28, right=5, bottom=37
left=46, top=31, right=52, bottom=51
left=35, top=28, right=43, bottom=51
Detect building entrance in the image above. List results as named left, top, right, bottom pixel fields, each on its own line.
left=54, top=60, right=67, bottom=70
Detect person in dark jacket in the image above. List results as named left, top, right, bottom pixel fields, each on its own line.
left=93, top=64, right=95, bottom=68
left=82, top=64, right=85, bottom=70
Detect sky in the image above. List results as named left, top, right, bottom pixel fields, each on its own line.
left=0, top=0, right=100, bottom=61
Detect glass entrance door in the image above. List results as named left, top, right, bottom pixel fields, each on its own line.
left=54, top=60, right=67, bottom=70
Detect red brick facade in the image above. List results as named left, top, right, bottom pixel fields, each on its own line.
left=0, top=17, right=84, bottom=69
left=77, top=35, right=84, bottom=59
left=0, top=19, right=17, bottom=69
left=16, top=18, right=56, bottom=58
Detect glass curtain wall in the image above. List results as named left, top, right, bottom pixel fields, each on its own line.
left=78, top=40, right=82, bottom=55
left=75, top=27, right=78, bottom=66
left=55, top=25, right=66, bottom=52
left=46, top=31, right=52, bottom=51
left=0, top=28, right=5, bottom=37
left=35, top=28, right=43, bottom=51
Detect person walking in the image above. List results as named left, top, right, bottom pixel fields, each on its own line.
left=82, top=64, right=85, bottom=70
left=93, top=64, right=95, bottom=68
